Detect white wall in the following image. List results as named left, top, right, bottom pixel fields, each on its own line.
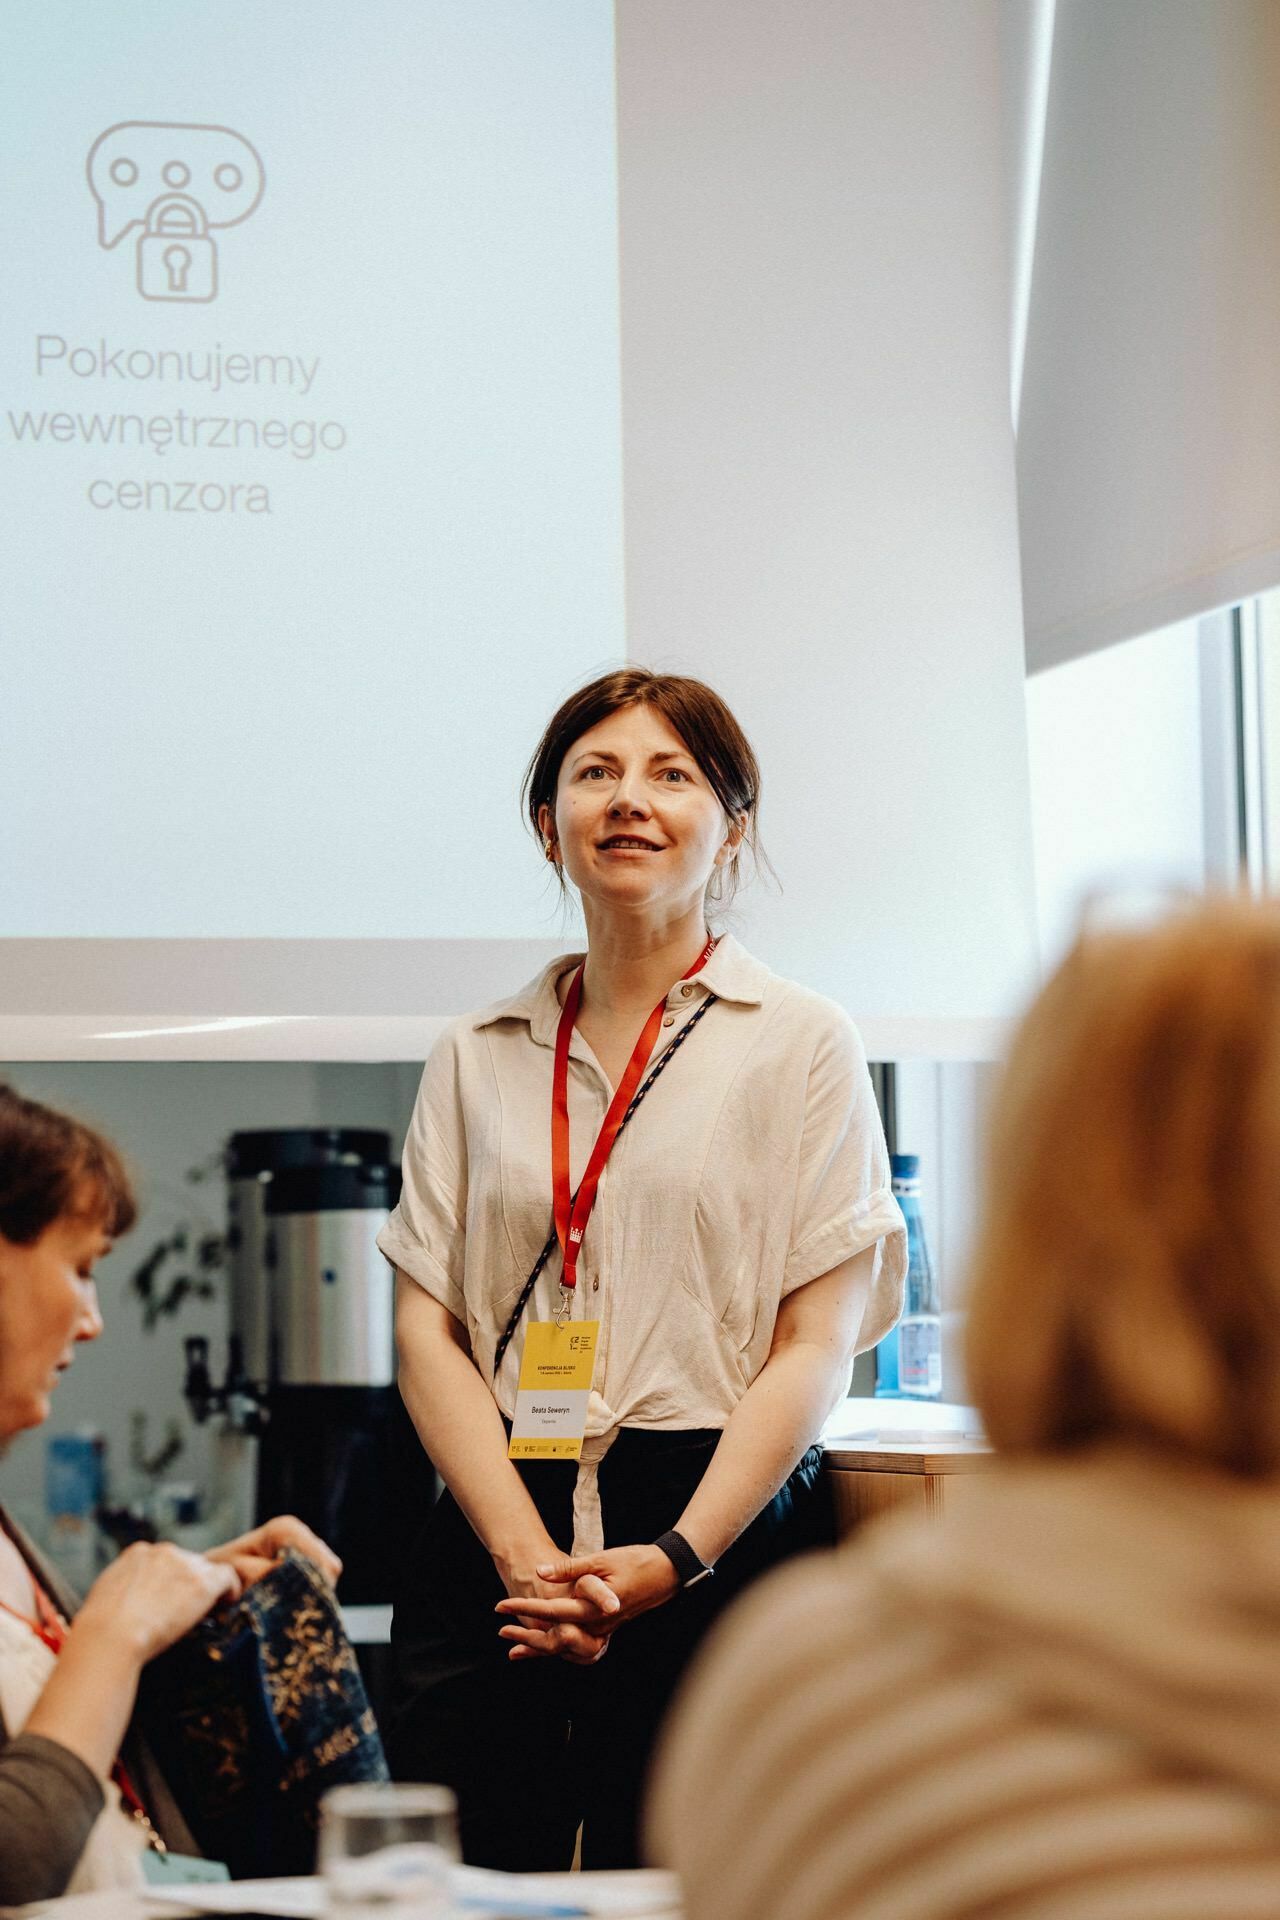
left=615, top=0, right=1039, bottom=1036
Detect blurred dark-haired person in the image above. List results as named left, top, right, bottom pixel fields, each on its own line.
left=651, top=897, right=1280, bottom=1920
left=381, top=668, right=905, bottom=1869
left=0, top=1084, right=341, bottom=1904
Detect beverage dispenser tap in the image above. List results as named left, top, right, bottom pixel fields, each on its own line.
left=182, top=1333, right=268, bottom=1433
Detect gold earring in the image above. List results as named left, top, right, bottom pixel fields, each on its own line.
left=545, top=840, right=555, bottom=860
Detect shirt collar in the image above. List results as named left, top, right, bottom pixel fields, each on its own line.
left=472, top=931, right=769, bottom=1046
left=472, top=955, right=584, bottom=1047
left=696, top=932, right=770, bottom=1007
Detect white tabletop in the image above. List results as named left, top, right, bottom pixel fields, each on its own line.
left=18, top=1869, right=683, bottom=1920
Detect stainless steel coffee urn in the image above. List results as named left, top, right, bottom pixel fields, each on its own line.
left=269, top=1163, right=396, bottom=1390
left=257, top=1154, right=432, bottom=1606
left=225, top=1129, right=392, bottom=1392
left=185, top=1128, right=434, bottom=1612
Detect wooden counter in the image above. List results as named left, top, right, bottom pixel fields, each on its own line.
left=822, top=1432, right=993, bottom=1532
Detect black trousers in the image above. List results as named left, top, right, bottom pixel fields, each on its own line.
left=387, top=1427, right=831, bottom=1871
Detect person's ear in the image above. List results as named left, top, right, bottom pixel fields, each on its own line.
left=715, top=811, right=748, bottom=867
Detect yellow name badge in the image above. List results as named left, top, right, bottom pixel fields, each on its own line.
left=508, top=1319, right=599, bottom=1460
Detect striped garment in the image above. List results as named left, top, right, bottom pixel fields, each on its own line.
left=648, top=1448, right=1280, bottom=1919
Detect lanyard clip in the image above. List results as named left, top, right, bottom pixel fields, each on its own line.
left=555, top=1283, right=574, bottom=1326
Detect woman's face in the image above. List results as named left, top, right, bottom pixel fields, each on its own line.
left=0, top=1208, right=107, bottom=1438
left=541, top=704, right=741, bottom=922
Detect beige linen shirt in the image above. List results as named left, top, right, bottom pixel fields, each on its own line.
left=378, top=934, right=905, bottom=1552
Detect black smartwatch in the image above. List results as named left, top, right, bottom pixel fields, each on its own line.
left=654, top=1529, right=715, bottom=1589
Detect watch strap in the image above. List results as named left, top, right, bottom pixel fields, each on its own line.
left=654, top=1529, right=714, bottom=1588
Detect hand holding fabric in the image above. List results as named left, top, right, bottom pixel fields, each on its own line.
left=74, top=1540, right=241, bottom=1664
left=206, top=1513, right=342, bottom=1589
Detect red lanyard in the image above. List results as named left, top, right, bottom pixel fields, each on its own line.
left=551, top=936, right=715, bottom=1296
left=0, top=1579, right=154, bottom=1832
left=0, top=1535, right=148, bottom=1818
left=0, top=1584, right=66, bottom=1655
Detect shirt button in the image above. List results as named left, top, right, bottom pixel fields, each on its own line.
left=680, top=982, right=694, bottom=997
left=663, top=1014, right=675, bottom=1027
left=592, top=1276, right=600, bottom=1291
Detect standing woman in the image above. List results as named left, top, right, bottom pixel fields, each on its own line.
left=381, top=669, right=905, bottom=1870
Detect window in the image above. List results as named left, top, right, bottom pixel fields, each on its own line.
left=861, top=602, right=1263, bottom=1405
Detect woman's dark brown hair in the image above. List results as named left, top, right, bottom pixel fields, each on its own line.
left=523, top=668, right=769, bottom=907
left=0, top=1084, right=137, bottom=1246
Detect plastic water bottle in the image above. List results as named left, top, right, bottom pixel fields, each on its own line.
left=873, top=1321, right=900, bottom=1396
left=892, top=1153, right=942, bottom=1399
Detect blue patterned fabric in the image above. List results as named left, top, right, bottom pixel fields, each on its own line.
left=137, top=1547, right=388, bottom=1876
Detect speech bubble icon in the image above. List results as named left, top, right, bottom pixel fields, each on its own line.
left=87, top=122, right=265, bottom=249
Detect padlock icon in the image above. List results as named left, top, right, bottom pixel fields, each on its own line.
left=137, top=195, right=218, bottom=302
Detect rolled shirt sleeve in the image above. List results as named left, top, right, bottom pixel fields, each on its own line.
left=376, top=1030, right=468, bottom=1322
left=0, top=1730, right=105, bottom=1905
left=783, top=1008, right=906, bottom=1349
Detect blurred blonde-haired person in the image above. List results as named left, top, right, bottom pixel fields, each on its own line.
left=649, top=898, right=1280, bottom=1920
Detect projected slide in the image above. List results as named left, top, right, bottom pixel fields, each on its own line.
left=1, top=2, right=623, bottom=937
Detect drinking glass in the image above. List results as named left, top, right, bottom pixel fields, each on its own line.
left=320, top=1782, right=461, bottom=1920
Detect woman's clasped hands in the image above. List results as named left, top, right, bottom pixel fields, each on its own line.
left=496, top=1543, right=681, bottom=1665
